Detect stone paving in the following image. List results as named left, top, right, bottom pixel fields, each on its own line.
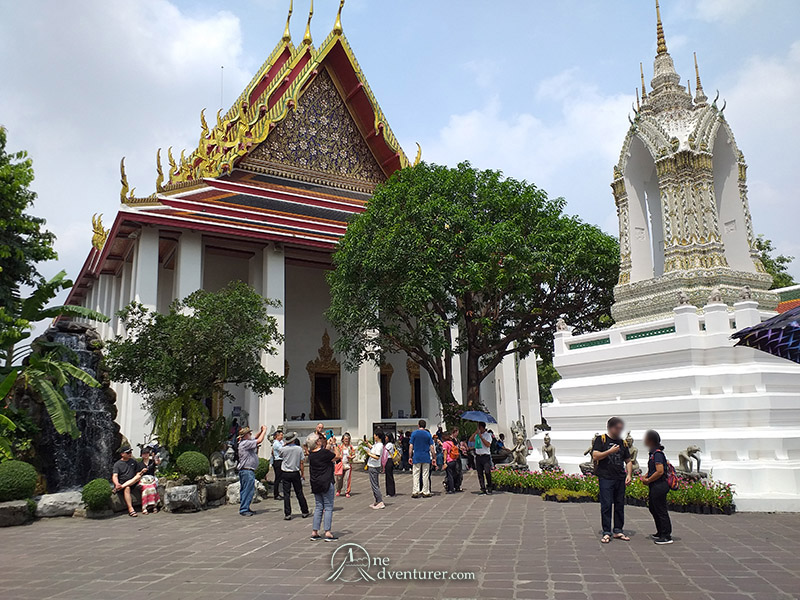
left=1, top=469, right=799, bottom=600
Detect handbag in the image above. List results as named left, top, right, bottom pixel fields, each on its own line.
left=334, top=461, right=344, bottom=476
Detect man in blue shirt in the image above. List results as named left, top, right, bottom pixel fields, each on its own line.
left=408, top=419, right=435, bottom=498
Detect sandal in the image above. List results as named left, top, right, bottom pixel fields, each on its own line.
left=601, top=534, right=611, bottom=544
left=128, top=511, right=138, bottom=517
left=613, top=533, right=631, bottom=541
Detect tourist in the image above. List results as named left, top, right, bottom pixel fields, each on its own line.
left=112, top=446, right=147, bottom=517
left=442, top=432, right=459, bottom=493
left=401, top=430, right=411, bottom=471
left=384, top=432, right=396, bottom=497
left=592, top=416, right=633, bottom=543
left=409, top=419, right=435, bottom=498
left=237, top=425, right=267, bottom=517
left=434, top=434, right=444, bottom=470
left=315, top=422, right=325, bottom=437
left=138, top=447, right=160, bottom=514
left=280, top=432, right=310, bottom=520
left=497, top=433, right=506, bottom=450
left=451, top=428, right=463, bottom=491
left=366, top=430, right=386, bottom=509
left=335, top=433, right=353, bottom=497
left=271, top=430, right=284, bottom=500
left=640, top=430, right=673, bottom=545
left=307, top=432, right=341, bottom=541
left=470, top=422, right=494, bottom=494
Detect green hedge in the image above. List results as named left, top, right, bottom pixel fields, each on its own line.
left=176, top=451, right=210, bottom=480
left=0, top=460, right=37, bottom=501
left=82, top=478, right=112, bottom=511
left=255, top=458, right=270, bottom=481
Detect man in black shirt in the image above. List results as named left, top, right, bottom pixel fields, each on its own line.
left=112, top=447, right=146, bottom=517
left=592, top=417, right=633, bottom=543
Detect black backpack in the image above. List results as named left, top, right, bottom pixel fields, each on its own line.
left=230, top=439, right=240, bottom=464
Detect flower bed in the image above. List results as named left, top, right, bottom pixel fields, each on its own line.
left=491, top=466, right=735, bottom=514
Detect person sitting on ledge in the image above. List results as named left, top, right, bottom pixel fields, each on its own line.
left=112, top=446, right=147, bottom=517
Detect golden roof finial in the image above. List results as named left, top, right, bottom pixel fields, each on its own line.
left=155, top=148, right=164, bottom=192
left=200, top=108, right=209, bottom=138
left=302, top=0, right=314, bottom=46
left=655, top=0, right=668, bottom=55
left=413, top=142, right=422, bottom=167
left=693, top=52, right=707, bottom=103
left=333, top=0, right=345, bottom=36
left=120, top=157, right=129, bottom=203
left=91, top=214, right=108, bottom=250
left=282, top=0, right=293, bottom=43
left=640, top=62, right=648, bottom=101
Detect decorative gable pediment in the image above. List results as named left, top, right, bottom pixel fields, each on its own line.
left=238, top=69, right=386, bottom=193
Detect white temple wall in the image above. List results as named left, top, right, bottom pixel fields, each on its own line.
left=713, top=128, right=751, bottom=272
left=202, top=251, right=249, bottom=292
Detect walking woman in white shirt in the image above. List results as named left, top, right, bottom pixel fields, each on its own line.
left=366, top=431, right=386, bottom=509
left=335, top=433, right=354, bottom=498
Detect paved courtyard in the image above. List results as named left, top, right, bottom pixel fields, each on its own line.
left=1, top=470, right=799, bottom=600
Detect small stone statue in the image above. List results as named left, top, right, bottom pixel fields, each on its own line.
left=677, top=445, right=702, bottom=474
left=224, top=444, right=237, bottom=479
left=509, top=418, right=529, bottom=468
left=677, top=291, right=690, bottom=306
left=209, top=451, right=225, bottom=478
left=555, top=318, right=569, bottom=332
left=579, top=433, right=599, bottom=475
left=739, top=286, right=753, bottom=300
left=538, top=434, right=559, bottom=471
left=708, top=287, right=723, bottom=304
left=626, top=432, right=641, bottom=476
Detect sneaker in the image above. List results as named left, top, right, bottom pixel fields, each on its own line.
left=345, top=493, right=350, bottom=498
left=654, top=537, right=674, bottom=545
left=649, top=533, right=660, bottom=540
left=411, top=493, right=419, bottom=499
left=284, top=515, right=292, bottom=521
left=310, top=534, right=322, bottom=541
left=372, top=502, right=386, bottom=509
left=479, top=489, right=487, bottom=495
left=240, top=512, right=254, bottom=517
left=301, top=512, right=311, bottom=519
left=335, top=491, right=340, bottom=497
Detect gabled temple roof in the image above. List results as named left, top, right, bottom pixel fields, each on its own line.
left=122, top=0, right=410, bottom=204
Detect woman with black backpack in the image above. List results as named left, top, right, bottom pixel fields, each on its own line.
left=640, top=430, right=673, bottom=545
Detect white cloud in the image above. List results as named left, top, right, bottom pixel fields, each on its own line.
left=420, top=70, right=632, bottom=231
left=723, top=40, right=800, bottom=275
left=0, top=0, right=250, bottom=284
left=676, top=0, right=764, bottom=24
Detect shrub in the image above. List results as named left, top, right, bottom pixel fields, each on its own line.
left=176, top=451, right=210, bottom=480
left=255, top=458, right=270, bottom=481
left=543, top=488, right=593, bottom=502
left=0, top=459, right=38, bottom=501
left=82, top=478, right=112, bottom=511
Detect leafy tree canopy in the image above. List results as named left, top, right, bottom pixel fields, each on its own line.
left=104, top=281, right=284, bottom=449
left=754, top=234, right=795, bottom=290
left=0, top=126, right=57, bottom=306
left=327, top=162, right=618, bottom=421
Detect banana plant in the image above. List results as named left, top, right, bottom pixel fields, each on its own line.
left=0, top=270, right=108, bottom=440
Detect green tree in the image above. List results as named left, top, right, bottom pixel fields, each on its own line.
left=1, top=271, right=107, bottom=441
left=755, top=235, right=795, bottom=289
left=327, top=162, right=619, bottom=422
left=0, top=126, right=57, bottom=306
left=104, top=281, right=284, bottom=450
left=537, top=360, right=561, bottom=405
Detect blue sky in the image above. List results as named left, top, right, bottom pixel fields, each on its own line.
left=1, top=0, right=799, bottom=283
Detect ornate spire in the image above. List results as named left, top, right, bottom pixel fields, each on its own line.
left=282, top=0, right=293, bottom=43
left=694, top=52, right=708, bottom=104
left=155, top=148, right=164, bottom=192
left=333, top=0, right=344, bottom=36
left=640, top=62, right=648, bottom=102
left=120, top=157, right=129, bottom=203
left=655, top=0, right=668, bottom=55
left=302, top=0, right=313, bottom=46
left=636, top=88, right=640, bottom=111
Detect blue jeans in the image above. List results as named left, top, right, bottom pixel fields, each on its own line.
left=598, top=478, right=626, bottom=535
left=313, top=482, right=335, bottom=532
left=239, top=469, right=255, bottom=514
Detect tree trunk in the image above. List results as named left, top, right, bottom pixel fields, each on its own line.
left=210, top=383, right=224, bottom=420
left=465, top=350, right=481, bottom=409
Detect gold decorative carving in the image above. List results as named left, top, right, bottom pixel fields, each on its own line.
left=155, top=148, right=164, bottom=192
left=240, top=69, right=386, bottom=192
left=91, top=214, right=109, bottom=250
left=306, top=330, right=341, bottom=420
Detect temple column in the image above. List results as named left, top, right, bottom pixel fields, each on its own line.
left=117, top=262, right=133, bottom=336
left=517, top=353, right=541, bottom=432
left=133, top=227, right=159, bottom=312
left=494, top=352, right=520, bottom=433
left=357, top=361, right=381, bottom=440
left=450, top=326, right=464, bottom=405
left=173, top=231, right=203, bottom=300
left=258, top=243, right=285, bottom=454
